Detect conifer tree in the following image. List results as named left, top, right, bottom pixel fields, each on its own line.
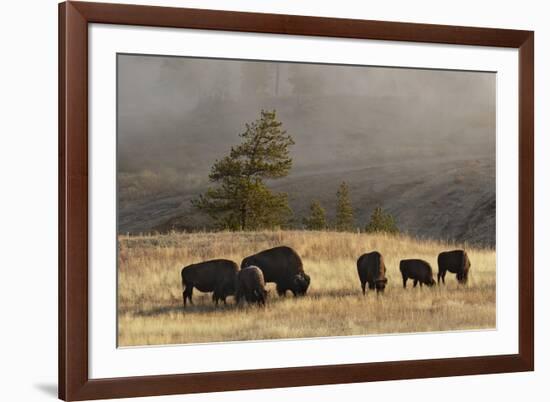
left=335, top=181, right=355, bottom=231
left=192, top=110, right=294, bottom=230
left=303, top=200, right=327, bottom=230
left=365, top=206, right=399, bottom=234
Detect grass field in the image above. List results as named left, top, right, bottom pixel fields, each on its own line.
left=118, top=230, right=495, bottom=347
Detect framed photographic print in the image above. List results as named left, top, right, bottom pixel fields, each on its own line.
left=59, top=1, right=534, bottom=400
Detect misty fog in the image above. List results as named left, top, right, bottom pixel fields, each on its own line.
left=118, top=54, right=495, bottom=172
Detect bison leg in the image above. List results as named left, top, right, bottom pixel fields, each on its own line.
left=361, top=282, right=366, bottom=295
left=438, top=270, right=446, bottom=285
left=402, top=276, right=407, bottom=288
left=183, top=286, right=194, bottom=307
left=413, top=279, right=418, bottom=288
left=213, top=286, right=226, bottom=306
left=235, top=290, right=242, bottom=305
left=212, top=292, right=218, bottom=306
left=247, top=293, right=255, bottom=303
left=276, top=284, right=287, bottom=297
left=255, top=289, right=266, bottom=306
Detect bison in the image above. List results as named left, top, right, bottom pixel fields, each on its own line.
left=437, top=249, right=471, bottom=284
left=236, top=266, right=268, bottom=306
left=357, top=251, right=388, bottom=294
left=180, top=259, right=239, bottom=307
left=241, top=246, right=310, bottom=297
left=399, top=259, right=436, bottom=288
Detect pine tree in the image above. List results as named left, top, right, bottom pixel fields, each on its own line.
left=365, top=206, right=399, bottom=234
left=303, top=200, right=327, bottom=230
left=192, top=110, right=294, bottom=230
left=335, top=181, right=355, bottom=231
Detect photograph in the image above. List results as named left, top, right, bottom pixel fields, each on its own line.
left=116, top=54, right=496, bottom=347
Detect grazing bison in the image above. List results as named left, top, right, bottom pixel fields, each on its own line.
left=241, top=246, right=310, bottom=297
left=399, top=259, right=436, bottom=288
left=236, top=266, right=268, bottom=306
left=357, top=251, right=388, bottom=294
left=437, top=250, right=471, bottom=284
left=180, top=259, right=239, bottom=307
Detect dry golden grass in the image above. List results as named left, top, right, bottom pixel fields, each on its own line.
left=118, top=230, right=495, bottom=347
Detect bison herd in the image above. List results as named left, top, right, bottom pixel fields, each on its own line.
left=180, top=246, right=471, bottom=307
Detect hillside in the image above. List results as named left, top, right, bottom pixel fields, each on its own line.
left=118, top=154, right=495, bottom=247
left=117, top=63, right=495, bottom=247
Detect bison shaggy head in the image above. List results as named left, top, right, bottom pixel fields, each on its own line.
left=292, top=273, right=310, bottom=296
left=457, top=271, right=469, bottom=284
left=375, top=278, right=388, bottom=292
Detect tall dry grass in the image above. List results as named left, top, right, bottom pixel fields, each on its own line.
left=118, top=230, right=495, bottom=346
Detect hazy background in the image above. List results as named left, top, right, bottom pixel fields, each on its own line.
left=117, top=54, right=496, bottom=246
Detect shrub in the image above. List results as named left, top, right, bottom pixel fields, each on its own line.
left=365, top=207, right=399, bottom=234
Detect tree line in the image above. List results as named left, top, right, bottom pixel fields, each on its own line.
left=303, top=182, right=398, bottom=234
left=192, top=109, right=398, bottom=234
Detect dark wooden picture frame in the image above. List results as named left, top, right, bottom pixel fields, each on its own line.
left=59, top=1, right=534, bottom=400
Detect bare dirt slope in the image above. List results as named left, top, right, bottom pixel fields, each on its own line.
left=118, top=155, right=495, bottom=247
